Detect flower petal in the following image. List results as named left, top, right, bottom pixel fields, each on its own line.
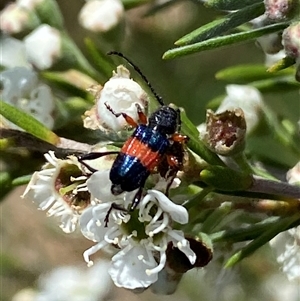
left=147, top=190, right=188, bottom=224
left=86, top=170, right=115, bottom=202
left=109, top=245, right=158, bottom=289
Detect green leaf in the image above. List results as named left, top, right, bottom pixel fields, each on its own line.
left=58, top=33, right=101, bottom=82
left=210, top=217, right=281, bottom=243
left=201, top=202, right=232, bottom=233
left=224, top=213, right=300, bottom=267
left=216, top=64, right=294, bottom=83
left=0, top=101, right=59, bottom=145
left=200, top=166, right=253, bottom=191
left=204, top=0, right=262, bottom=10
left=11, top=174, right=32, bottom=186
left=34, top=0, right=64, bottom=29
left=176, top=2, right=265, bottom=45
left=84, top=38, right=115, bottom=81
left=41, top=71, right=95, bottom=101
left=180, top=109, right=224, bottom=165
left=251, top=76, right=300, bottom=92
left=163, top=22, right=289, bottom=60
left=121, top=0, right=150, bottom=9
left=0, top=171, right=12, bottom=200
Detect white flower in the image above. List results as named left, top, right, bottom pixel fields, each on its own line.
left=24, top=24, right=61, bottom=69
left=22, top=151, right=91, bottom=233
left=80, top=187, right=195, bottom=290
left=12, top=288, right=37, bottom=301
left=0, top=36, right=30, bottom=68
left=83, top=65, right=148, bottom=132
left=251, top=15, right=283, bottom=55
left=17, top=0, right=43, bottom=10
left=269, top=226, right=300, bottom=281
left=0, top=67, right=55, bottom=129
left=216, top=85, right=264, bottom=134
left=0, top=3, right=33, bottom=34
left=256, top=32, right=283, bottom=54
left=282, top=23, right=300, bottom=80
left=287, top=162, right=300, bottom=185
left=265, top=50, right=286, bottom=67
left=269, top=162, right=300, bottom=281
left=79, top=0, right=124, bottom=33
left=34, top=261, right=113, bottom=301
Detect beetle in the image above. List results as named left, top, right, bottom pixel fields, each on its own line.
left=79, top=51, right=188, bottom=213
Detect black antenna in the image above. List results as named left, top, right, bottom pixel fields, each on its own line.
left=107, top=51, right=165, bottom=106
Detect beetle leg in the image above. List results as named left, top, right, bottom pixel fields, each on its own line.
left=165, top=174, right=177, bottom=197
left=105, top=102, right=138, bottom=127
left=104, top=185, right=144, bottom=226
left=104, top=203, right=128, bottom=227
left=135, top=103, right=147, bottom=124
left=130, top=185, right=144, bottom=211
left=166, top=154, right=180, bottom=168
left=78, top=151, right=119, bottom=173
left=171, top=133, right=189, bottom=143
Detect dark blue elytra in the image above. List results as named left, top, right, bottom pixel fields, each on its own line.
left=109, top=123, right=171, bottom=194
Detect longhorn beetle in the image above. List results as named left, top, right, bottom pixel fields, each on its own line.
left=79, top=51, right=188, bottom=222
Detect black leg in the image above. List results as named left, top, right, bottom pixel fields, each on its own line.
left=78, top=151, right=119, bottom=173
left=130, top=186, right=144, bottom=211
left=104, top=202, right=128, bottom=227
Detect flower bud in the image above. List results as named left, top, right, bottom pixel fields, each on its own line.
left=0, top=36, right=29, bottom=68
left=79, top=0, right=124, bottom=33
left=282, top=22, right=300, bottom=81
left=150, top=235, right=213, bottom=295
left=204, top=109, right=246, bottom=156
left=24, top=24, right=61, bottom=70
left=265, top=49, right=286, bottom=67
left=83, top=65, right=148, bottom=132
left=264, top=0, right=299, bottom=21
left=17, top=0, right=64, bottom=29
left=0, top=67, right=55, bottom=129
left=17, top=0, right=44, bottom=10
left=282, top=22, right=300, bottom=59
left=252, top=15, right=283, bottom=54
left=217, top=85, right=264, bottom=134
left=256, top=32, right=284, bottom=54
left=287, top=162, right=300, bottom=185
left=165, top=235, right=213, bottom=274
left=0, top=3, right=40, bottom=35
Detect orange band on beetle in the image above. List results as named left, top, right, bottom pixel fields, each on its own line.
left=121, top=137, right=161, bottom=171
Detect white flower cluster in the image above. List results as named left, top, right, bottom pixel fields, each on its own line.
left=12, top=260, right=113, bottom=301
left=0, top=67, right=55, bottom=129
left=22, top=148, right=196, bottom=290
left=0, top=0, right=125, bottom=70
left=270, top=162, right=300, bottom=281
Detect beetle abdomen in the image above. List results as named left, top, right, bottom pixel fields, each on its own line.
left=109, top=125, right=169, bottom=192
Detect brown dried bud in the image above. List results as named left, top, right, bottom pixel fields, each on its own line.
left=165, top=235, right=213, bottom=274
left=150, top=235, right=213, bottom=294
left=204, top=109, right=246, bottom=156
left=264, top=0, right=299, bottom=21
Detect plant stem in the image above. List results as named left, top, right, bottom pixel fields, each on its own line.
left=249, top=176, right=300, bottom=199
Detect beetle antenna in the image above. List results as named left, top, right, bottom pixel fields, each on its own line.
left=107, top=51, right=165, bottom=106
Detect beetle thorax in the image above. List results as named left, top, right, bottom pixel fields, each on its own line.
left=148, top=106, right=178, bottom=135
